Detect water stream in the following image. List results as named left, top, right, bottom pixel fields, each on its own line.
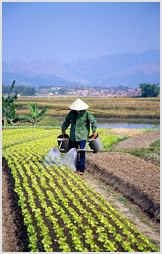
left=97, top=122, right=160, bottom=129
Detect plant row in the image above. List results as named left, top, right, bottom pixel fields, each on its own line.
left=2, top=128, right=159, bottom=252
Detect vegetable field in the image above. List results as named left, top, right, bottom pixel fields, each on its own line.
left=2, top=128, right=159, bottom=252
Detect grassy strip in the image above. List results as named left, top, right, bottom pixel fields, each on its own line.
left=110, top=139, right=160, bottom=163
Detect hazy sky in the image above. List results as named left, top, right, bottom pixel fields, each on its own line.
left=2, top=2, right=160, bottom=63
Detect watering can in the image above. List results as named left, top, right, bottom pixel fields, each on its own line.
left=57, top=134, right=103, bottom=153
left=87, top=134, right=103, bottom=153
left=57, top=134, right=70, bottom=153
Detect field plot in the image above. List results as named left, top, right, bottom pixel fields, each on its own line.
left=15, top=97, right=160, bottom=122
left=2, top=128, right=159, bottom=252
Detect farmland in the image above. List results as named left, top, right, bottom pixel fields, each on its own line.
left=14, top=97, right=160, bottom=124
left=2, top=127, right=160, bottom=252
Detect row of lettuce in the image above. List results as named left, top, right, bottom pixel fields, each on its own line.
left=2, top=128, right=159, bottom=252
left=2, top=127, right=121, bottom=151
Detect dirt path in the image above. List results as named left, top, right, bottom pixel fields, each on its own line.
left=112, top=129, right=160, bottom=149
left=2, top=169, right=19, bottom=252
left=86, top=152, right=160, bottom=221
left=82, top=172, right=160, bottom=247
left=102, top=127, right=145, bottom=137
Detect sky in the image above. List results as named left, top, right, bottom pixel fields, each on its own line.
left=2, top=1, right=160, bottom=63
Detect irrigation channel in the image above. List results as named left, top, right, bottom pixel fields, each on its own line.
left=97, top=122, right=160, bottom=129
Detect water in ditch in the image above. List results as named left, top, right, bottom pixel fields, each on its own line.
left=97, top=122, right=160, bottom=129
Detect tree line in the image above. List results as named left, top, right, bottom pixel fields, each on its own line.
left=2, top=84, right=36, bottom=96
left=2, top=81, right=160, bottom=127
left=139, top=83, right=160, bottom=97
left=2, top=82, right=160, bottom=97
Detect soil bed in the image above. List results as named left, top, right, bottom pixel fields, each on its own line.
left=112, top=129, right=160, bottom=149
left=86, top=152, right=160, bottom=222
left=86, top=130, right=160, bottom=222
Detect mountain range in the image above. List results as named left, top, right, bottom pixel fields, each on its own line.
left=2, top=49, right=160, bottom=88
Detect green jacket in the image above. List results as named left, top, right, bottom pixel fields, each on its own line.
left=62, top=110, right=97, bottom=141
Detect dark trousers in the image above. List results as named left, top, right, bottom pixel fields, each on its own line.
left=69, top=140, right=86, bottom=172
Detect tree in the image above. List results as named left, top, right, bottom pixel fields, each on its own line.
left=18, top=102, right=49, bottom=126
left=139, top=83, right=160, bottom=97
left=2, top=84, right=36, bottom=96
left=2, top=80, right=19, bottom=126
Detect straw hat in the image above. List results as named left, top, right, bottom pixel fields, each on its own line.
left=69, top=98, right=89, bottom=110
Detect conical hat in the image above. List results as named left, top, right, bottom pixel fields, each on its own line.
left=69, top=98, right=89, bottom=110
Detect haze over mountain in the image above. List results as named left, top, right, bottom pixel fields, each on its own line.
left=2, top=49, right=160, bottom=88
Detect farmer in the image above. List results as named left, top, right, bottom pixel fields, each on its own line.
left=62, top=98, right=97, bottom=175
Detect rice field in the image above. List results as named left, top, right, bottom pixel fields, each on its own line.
left=15, top=97, right=160, bottom=121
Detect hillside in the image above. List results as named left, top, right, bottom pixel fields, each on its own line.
left=2, top=49, right=160, bottom=88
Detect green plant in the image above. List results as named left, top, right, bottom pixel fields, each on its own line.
left=2, top=80, right=19, bottom=126
left=18, top=102, right=49, bottom=126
